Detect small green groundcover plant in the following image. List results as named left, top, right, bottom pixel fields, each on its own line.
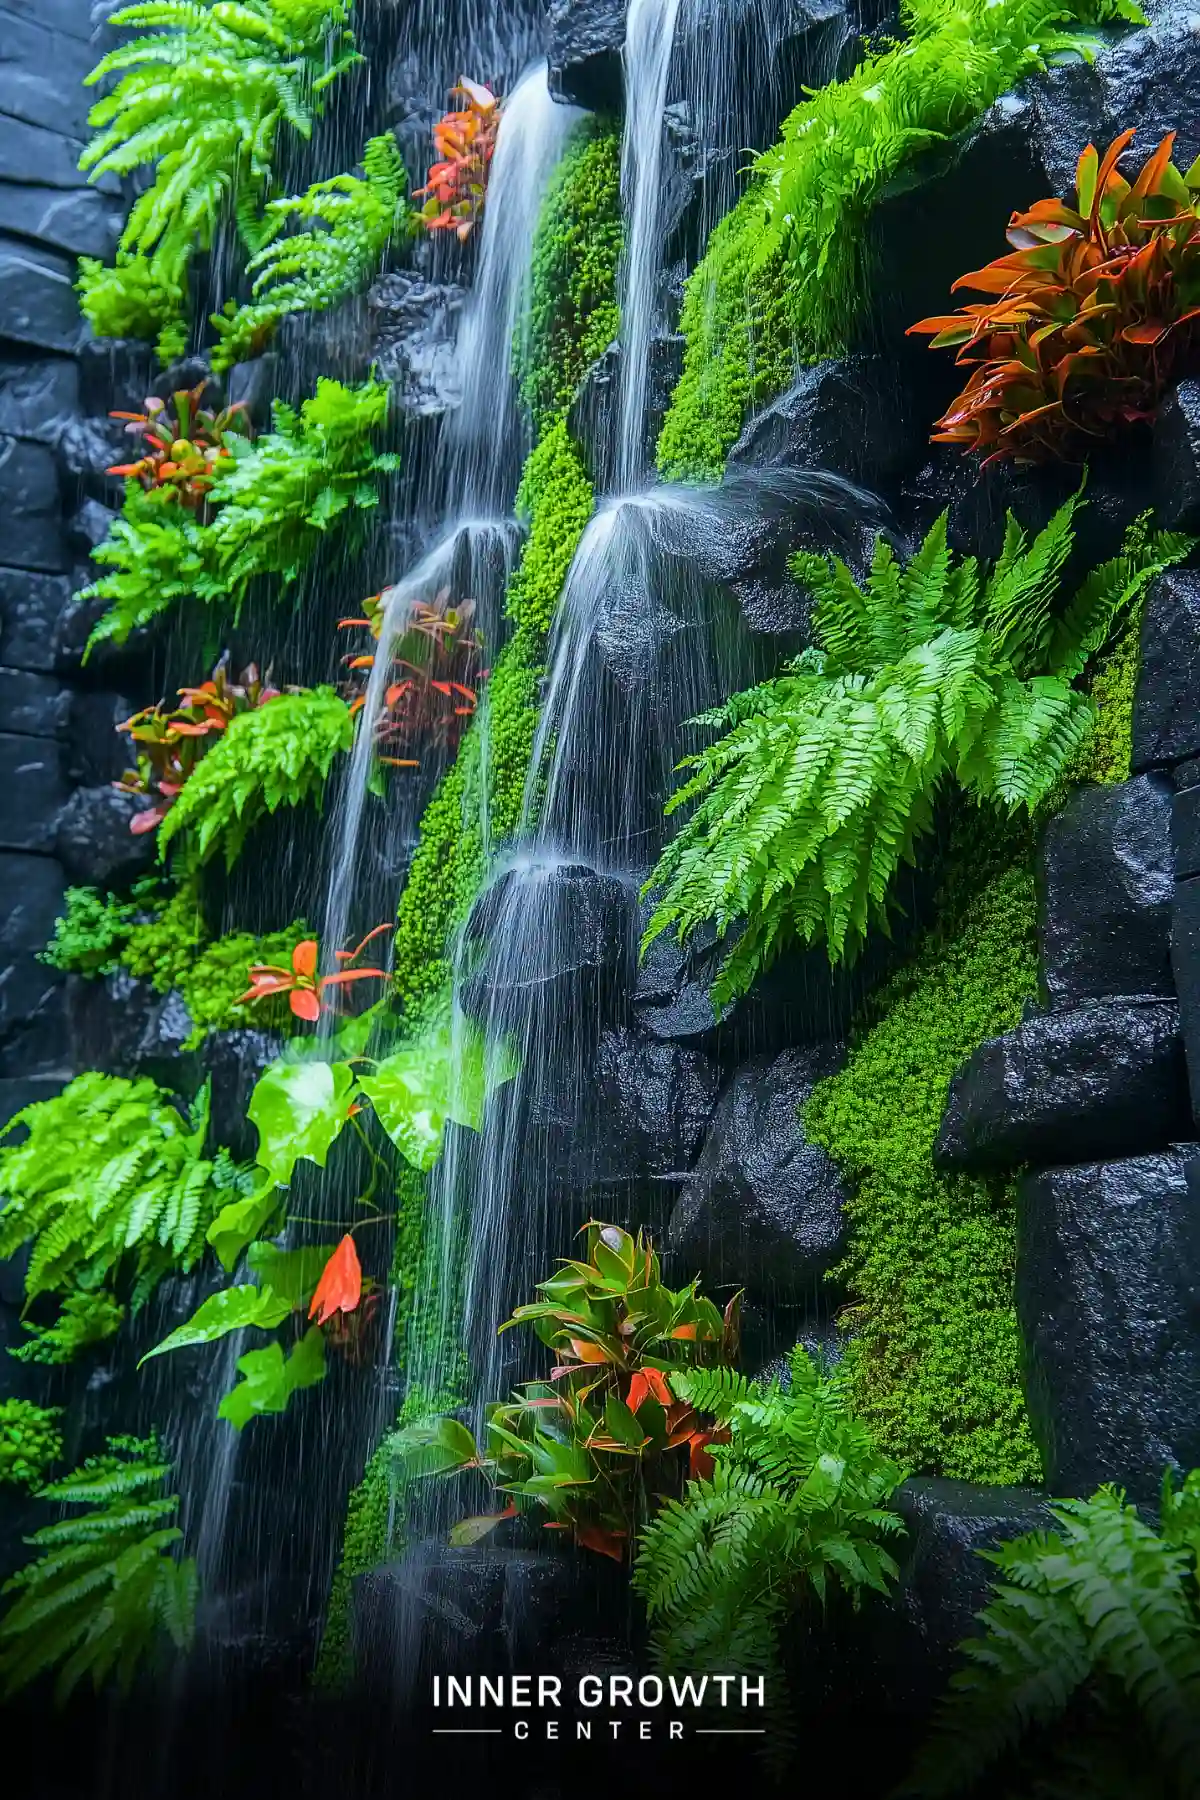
left=0, top=1074, right=252, bottom=1358
left=642, top=496, right=1192, bottom=1004
left=0, top=1434, right=196, bottom=1703
left=903, top=1469, right=1200, bottom=1798
left=0, top=1400, right=63, bottom=1492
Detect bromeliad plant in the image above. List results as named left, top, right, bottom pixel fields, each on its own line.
left=116, top=659, right=283, bottom=836
left=107, top=382, right=250, bottom=507
left=641, top=496, right=1193, bottom=1004
left=339, top=587, right=484, bottom=768
left=909, top=129, right=1200, bottom=462
left=414, top=79, right=499, bottom=241
left=388, top=1223, right=741, bottom=1562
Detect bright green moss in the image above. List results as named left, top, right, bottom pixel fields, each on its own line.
left=519, top=120, right=623, bottom=434
left=0, top=1399, right=63, bottom=1491
left=657, top=0, right=1145, bottom=480
left=45, top=880, right=308, bottom=1048
left=805, top=817, right=1042, bottom=1484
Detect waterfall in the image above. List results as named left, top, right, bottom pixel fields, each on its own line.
left=615, top=0, right=683, bottom=493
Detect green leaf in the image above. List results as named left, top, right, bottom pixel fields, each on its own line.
left=217, top=1326, right=327, bottom=1431
left=138, top=1284, right=292, bottom=1365
left=244, top=1242, right=339, bottom=1309
left=206, top=1184, right=282, bottom=1272
left=603, top=1395, right=649, bottom=1450
left=385, top=1415, right=479, bottom=1479
left=448, top=1510, right=515, bottom=1548
left=247, top=1059, right=357, bottom=1186
left=358, top=1017, right=519, bottom=1171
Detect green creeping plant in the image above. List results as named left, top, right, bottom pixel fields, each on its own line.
left=77, top=0, right=360, bottom=360
left=642, top=496, right=1193, bottom=1004
left=0, top=1435, right=196, bottom=1703
left=82, top=378, right=400, bottom=651
left=902, top=1470, right=1200, bottom=1799
left=0, top=1401, right=64, bottom=1492
left=0, top=1073, right=254, bottom=1352
left=212, top=131, right=409, bottom=372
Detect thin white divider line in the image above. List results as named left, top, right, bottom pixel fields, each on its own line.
left=431, top=1728, right=504, bottom=1734
left=694, top=1728, right=767, bottom=1734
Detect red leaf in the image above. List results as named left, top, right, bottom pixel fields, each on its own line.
left=575, top=1524, right=627, bottom=1564
left=289, top=988, right=321, bottom=1021
left=292, top=939, right=319, bottom=980
left=308, top=1234, right=363, bottom=1326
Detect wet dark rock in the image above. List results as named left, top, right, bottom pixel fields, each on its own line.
left=67, top=970, right=199, bottom=1090
left=0, top=852, right=66, bottom=1064
left=876, top=1479, right=1054, bottom=1712
left=0, top=234, right=81, bottom=354
left=897, top=448, right=1074, bottom=564
left=1024, top=4, right=1200, bottom=201
left=460, top=862, right=638, bottom=1034
left=67, top=497, right=117, bottom=555
left=0, top=112, right=116, bottom=189
left=569, top=336, right=683, bottom=494
left=0, top=732, right=67, bottom=852
left=369, top=273, right=465, bottom=419
left=201, top=1028, right=286, bottom=1163
left=77, top=336, right=156, bottom=417
left=1171, top=875, right=1200, bottom=1121
left=64, top=690, right=132, bottom=786
left=0, top=436, right=65, bottom=573
left=354, top=1534, right=635, bottom=1693
left=0, top=357, right=80, bottom=442
left=1133, top=568, right=1200, bottom=772
left=151, top=357, right=218, bottom=405
left=935, top=999, right=1190, bottom=1172
left=0, top=184, right=121, bottom=259
left=1017, top=1148, right=1200, bottom=1500
left=55, top=784, right=158, bottom=886
left=55, top=416, right=128, bottom=498
left=728, top=356, right=922, bottom=490
left=528, top=1025, right=720, bottom=1217
left=669, top=1045, right=848, bottom=1307
left=1173, top=783, right=1200, bottom=880
left=0, top=1074, right=68, bottom=1131
left=0, top=568, right=71, bottom=673
left=659, top=101, right=737, bottom=262
left=1152, top=380, right=1200, bottom=532
left=226, top=354, right=281, bottom=428
left=0, top=667, right=69, bottom=739
left=1038, top=774, right=1175, bottom=1007
left=547, top=0, right=626, bottom=112
left=0, top=10, right=94, bottom=137
left=866, top=91, right=1045, bottom=350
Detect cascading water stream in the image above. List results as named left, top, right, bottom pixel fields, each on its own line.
left=615, top=0, right=684, bottom=492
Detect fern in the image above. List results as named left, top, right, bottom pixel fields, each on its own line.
left=10, top=1292, right=126, bottom=1365
left=156, top=686, right=353, bottom=867
left=82, top=378, right=399, bottom=650
left=904, top=1477, right=1200, bottom=1799
left=634, top=1346, right=904, bottom=1761
left=211, top=132, right=408, bottom=373
left=76, top=253, right=189, bottom=364
left=0, top=1434, right=196, bottom=1703
left=0, top=1074, right=248, bottom=1343
left=642, top=500, right=1194, bottom=1002
left=78, top=0, right=360, bottom=360
left=0, top=1401, right=63, bottom=1492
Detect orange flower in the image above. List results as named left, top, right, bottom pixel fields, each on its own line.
left=309, top=1235, right=363, bottom=1326
left=236, top=928, right=392, bottom=1023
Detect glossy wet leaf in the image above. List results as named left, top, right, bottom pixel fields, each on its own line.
left=247, top=1058, right=357, bottom=1186
left=206, top=1184, right=283, bottom=1271
left=139, top=1283, right=292, bottom=1364
left=217, top=1325, right=326, bottom=1430
left=245, top=1241, right=340, bottom=1309
left=358, top=1017, right=519, bottom=1171
left=385, top=1415, right=479, bottom=1478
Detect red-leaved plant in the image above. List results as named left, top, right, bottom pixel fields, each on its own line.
left=908, top=129, right=1200, bottom=463
left=339, top=585, right=483, bottom=767
left=108, top=380, right=250, bottom=507
left=413, top=78, right=499, bottom=241
left=116, top=659, right=282, bottom=834
left=237, top=924, right=393, bottom=1023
